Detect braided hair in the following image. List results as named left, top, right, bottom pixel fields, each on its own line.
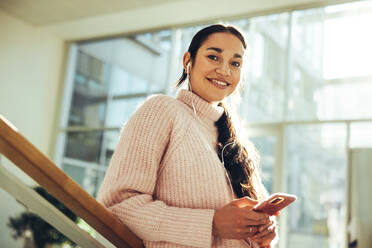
left=215, top=103, right=262, bottom=199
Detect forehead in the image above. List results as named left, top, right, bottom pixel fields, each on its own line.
left=200, top=32, right=245, bottom=56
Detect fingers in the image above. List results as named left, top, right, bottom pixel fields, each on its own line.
left=242, top=225, right=258, bottom=237
left=243, top=218, right=269, bottom=226
left=252, top=231, right=276, bottom=247
left=240, top=221, right=274, bottom=238
left=258, top=220, right=274, bottom=232
left=229, top=225, right=259, bottom=239
left=253, top=225, right=275, bottom=239
left=213, top=197, right=273, bottom=240
left=231, top=196, right=259, bottom=208
left=243, top=209, right=270, bottom=225
left=251, top=225, right=276, bottom=246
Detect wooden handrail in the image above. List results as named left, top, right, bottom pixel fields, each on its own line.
left=0, top=115, right=144, bottom=248
left=0, top=164, right=107, bottom=248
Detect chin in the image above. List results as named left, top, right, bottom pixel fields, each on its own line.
left=195, top=85, right=229, bottom=103
left=205, top=93, right=227, bottom=103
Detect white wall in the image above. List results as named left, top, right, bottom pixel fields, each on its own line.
left=0, top=10, right=64, bottom=247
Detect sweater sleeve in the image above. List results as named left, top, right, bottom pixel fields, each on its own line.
left=97, top=95, right=215, bottom=248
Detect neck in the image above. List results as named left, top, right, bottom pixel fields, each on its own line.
left=189, top=90, right=220, bottom=106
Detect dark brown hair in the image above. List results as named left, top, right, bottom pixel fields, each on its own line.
left=216, top=103, right=262, bottom=199
left=176, top=24, right=265, bottom=199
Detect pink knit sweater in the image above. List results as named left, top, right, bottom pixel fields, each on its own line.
left=97, top=90, right=256, bottom=248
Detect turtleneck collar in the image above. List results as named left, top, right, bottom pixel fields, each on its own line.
left=176, top=89, right=224, bottom=122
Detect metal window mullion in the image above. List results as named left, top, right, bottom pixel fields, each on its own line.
left=100, top=61, right=114, bottom=164
left=278, top=11, right=293, bottom=248
left=63, top=157, right=102, bottom=171
left=245, top=118, right=372, bottom=128
left=61, top=126, right=120, bottom=132
left=277, top=124, right=288, bottom=248
left=283, top=12, right=294, bottom=123
left=54, top=44, right=79, bottom=167
left=95, top=43, right=116, bottom=196
left=274, top=124, right=285, bottom=193
left=165, top=28, right=182, bottom=96
left=345, top=121, right=351, bottom=248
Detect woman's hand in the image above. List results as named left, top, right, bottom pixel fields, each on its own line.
left=250, top=217, right=277, bottom=247
left=212, top=197, right=271, bottom=239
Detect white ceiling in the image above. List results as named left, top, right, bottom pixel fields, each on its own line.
left=0, top=0, right=358, bottom=40
left=0, top=0, right=183, bottom=26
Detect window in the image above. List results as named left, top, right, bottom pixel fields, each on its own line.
left=285, top=124, right=347, bottom=248
left=57, top=1, right=372, bottom=247
left=58, top=32, right=173, bottom=195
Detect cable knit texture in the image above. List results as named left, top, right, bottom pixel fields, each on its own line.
left=97, top=89, right=255, bottom=248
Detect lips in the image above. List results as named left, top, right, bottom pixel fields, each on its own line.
left=206, top=78, right=230, bottom=89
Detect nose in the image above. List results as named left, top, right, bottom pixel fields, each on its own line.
left=216, top=62, right=231, bottom=76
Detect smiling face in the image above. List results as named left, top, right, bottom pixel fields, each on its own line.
left=183, top=32, right=245, bottom=103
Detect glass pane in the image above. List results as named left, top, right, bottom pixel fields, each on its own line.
left=62, top=130, right=120, bottom=196
left=94, top=130, right=121, bottom=196
left=350, top=122, right=372, bottom=148
left=287, top=2, right=372, bottom=121
left=250, top=136, right=276, bottom=194
left=324, top=1, right=372, bottom=79
left=63, top=163, right=86, bottom=188
left=68, top=52, right=109, bottom=127
left=238, top=13, right=289, bottom=123
left=82, top=167, right=100, bottom=196
left=68, top=90, right=107, bottom=127
left=64, top=131, right=103, bottom=163
left=106, top=97, right=146, bottom=127
left=109, top=33, right=171, bottom=95
left=63, top=163, right=100, bottom=196
left=95, top=169, right=107, bottom=197
left=315, top=81, right=372, bottom=120
left=103, top=130, right=120, bottom=166
left=285, top=124, right=347, bottom=248
left=110, top=65, right=149, bottom=95
left=286, top=8, right=325, bottom=121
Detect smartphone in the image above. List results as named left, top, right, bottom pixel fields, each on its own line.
left=253, top=193, right=297, bottom=215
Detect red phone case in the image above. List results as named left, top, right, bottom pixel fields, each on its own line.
left=254, top=193, right=296, bottom=215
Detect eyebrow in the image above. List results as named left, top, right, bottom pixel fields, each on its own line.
left=206, top=47, right=242, bottom=59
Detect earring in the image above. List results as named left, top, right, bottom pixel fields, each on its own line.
left=186, top=64, right=190, bottom=74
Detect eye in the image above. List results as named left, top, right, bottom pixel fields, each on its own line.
left=231, top=61, right=241, bottom=68
left=207, top=55, right=218, bottom=61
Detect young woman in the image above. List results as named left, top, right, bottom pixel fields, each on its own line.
left=97, top=24, right=277, bottom=248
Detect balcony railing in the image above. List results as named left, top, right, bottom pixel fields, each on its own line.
left=0, top=115, right=144, bottom=248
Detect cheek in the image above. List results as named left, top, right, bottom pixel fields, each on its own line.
left=197, top=58, right=216, bottom=75
left=231, top=71, right=241, bottom=86
left=228, top=72, right=241, bottom=93
left=230, top=83, right=239, bottom=94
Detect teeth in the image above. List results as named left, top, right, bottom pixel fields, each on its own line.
left=211, top=79, right=228, bottom=86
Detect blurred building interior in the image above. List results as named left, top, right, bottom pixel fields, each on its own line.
left=1, top=0, right=372, bottom=247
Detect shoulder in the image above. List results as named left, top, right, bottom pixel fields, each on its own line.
left=133, top=93, right=194, bottom=136
left=120, top=95, right=177, bottom=141
left=141, top=94, right=178, bottom=110
left=135, top=94, right=181, bottom=119
left=129, top=94, right=181, bottom=127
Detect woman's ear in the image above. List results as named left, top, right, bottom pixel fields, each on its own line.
left=183, top=52, right=191, bottom=72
